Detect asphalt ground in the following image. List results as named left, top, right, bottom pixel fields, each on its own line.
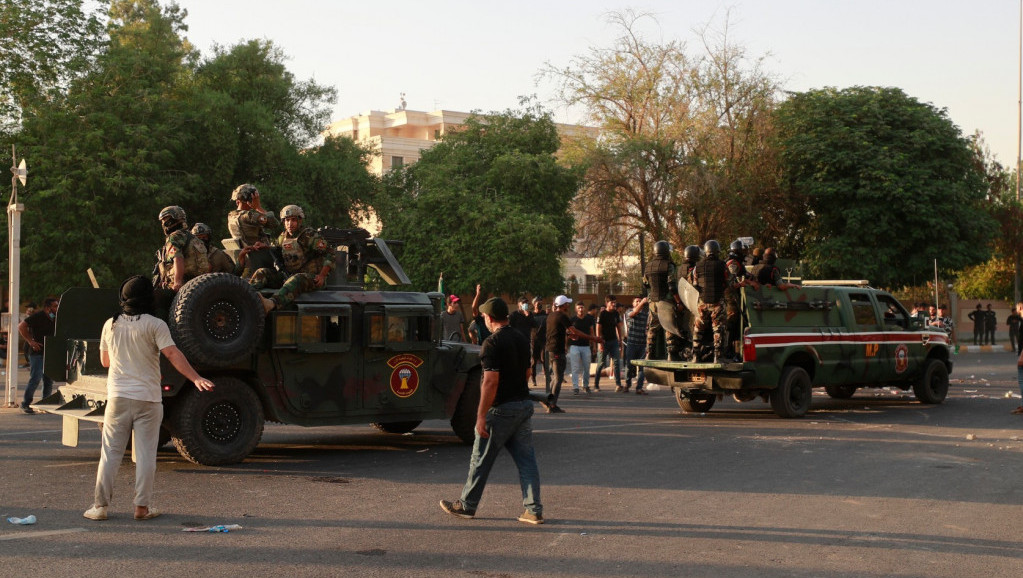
left=1, top=351, right=1021, bottom=577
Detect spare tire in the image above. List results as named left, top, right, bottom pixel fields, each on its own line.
left=169, top=273, right=264, bottom=368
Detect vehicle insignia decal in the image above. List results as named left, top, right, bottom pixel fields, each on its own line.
left=387, top=354, right=423, bottom=398
left=894, top=344, right=909, bottom=373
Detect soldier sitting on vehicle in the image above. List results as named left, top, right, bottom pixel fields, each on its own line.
left=191, top=222, right=237, bottom=274
left=750, top=248, right=798, bottom=290
left=228, top=183, right=279, bottom=278
left=154, top=206, right=209, bottom=292
left=249, top=204, right=336, bottom=314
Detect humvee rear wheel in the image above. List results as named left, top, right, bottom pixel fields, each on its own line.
left=450, top=369, right=481, bottom=444
left=371, top=420, right=423, bottom=434
left=824, top=384, right=858, bottom=399
left=771, top=366, right=813, bottom=418
left=913, top=359, right=949, bottom=404
left=676, top=390, right=715, bottom=412
left=170, top=377, right=264, bottom=466
left=169, top=273, right=265, bottom=368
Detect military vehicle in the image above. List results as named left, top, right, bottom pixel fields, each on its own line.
left=35, top=228, right=482, bottom=465
left=635, top=281, right=952, bottom=418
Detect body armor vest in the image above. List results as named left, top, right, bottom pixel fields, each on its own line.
left=228, top=209, right=268, bottom=247
left=696, top=258, right=726, bottom=303
left=158, top=231, right=210, bottom=288
left=645, top=256, right=673, bottom=302
left=755, top=264, right=779, bottom=286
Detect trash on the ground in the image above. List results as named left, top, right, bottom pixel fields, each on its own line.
left=7, top=515, right=37, bottom=525
left=966, top=434, right=977, bottom=441
left=645, top=384, right=660, bottom=391
left=182, top=524, right=242, bottom=533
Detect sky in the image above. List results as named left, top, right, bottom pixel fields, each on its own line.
left=173, top=0, right=1022, bottom=165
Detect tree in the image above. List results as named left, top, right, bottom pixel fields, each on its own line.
left=774, top=86, right=994, bottom=287
left=374, top=103, right=579, bottom=295
left=544, top=11, right=801, bottom=260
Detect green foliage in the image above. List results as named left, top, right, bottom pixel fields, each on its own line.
left=774, top=86, right=994, bottom=287
left=2, top=0, right=372, bottom=299
left=375, top=103, right=579, bottom=295
left=955, top=257, right=1015, bottom=301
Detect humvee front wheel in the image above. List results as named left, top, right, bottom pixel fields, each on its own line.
left=170, top=377, right=264, bottom=466
left=824, top=384, right=858, bottom=399
left=169, top=273, right=265, bottom=368
left=771, top=366, right=813, bottom=418
left=676, top=390, right=716, bottom=413
left=371, top=420, right=422, bottom=434
left=450, top=369, right=481, bottom=444
left=913, top=359, right=949, bottom=404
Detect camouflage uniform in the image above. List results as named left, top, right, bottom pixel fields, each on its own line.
left=207, top=246, right=237, bottom=274
left=155, top=230, right=209, bottom=291
left=229, top=208, right=280, bottom=278
left=643, top=254, right=684, bottom=359
left=692, top=257, right=730, bottom=361
left=251, top=228, right=336, bottom=309
left=724, top=256, right=750, bottom=356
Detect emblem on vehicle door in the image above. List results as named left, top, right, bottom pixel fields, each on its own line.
left=387, top=354, right=424, bottom=398
left=894, top=344, right=909, bottom=373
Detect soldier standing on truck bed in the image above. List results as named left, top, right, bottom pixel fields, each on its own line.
left=692, top=240, right=730, bottom=363
left=643, top=240, right=685, bottom=362
left=251, top=204, right=336, bottom=314
left=154, top=206, right=209, bottom=292
left=724, top=240, right=758, bottom=361
left=228, top=183, right=279, bottom=278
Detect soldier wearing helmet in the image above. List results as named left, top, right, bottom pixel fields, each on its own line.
left=642, top=240, right=684, bottom=361
left=691, top=240, right=730, bottom=362
left=249, top=204, right=336, bottom=314
left=154, top=206, right=209, bottom=292
left=723, top=239, right=758, bottom=360
left=750, top=248, right=798, bottom=290
left=228, top=183, right=280, bottom=277
left=191, top=222, right=237, bottom=274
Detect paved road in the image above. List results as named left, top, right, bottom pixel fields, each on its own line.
left=1, top=352, right=1021, bottom=577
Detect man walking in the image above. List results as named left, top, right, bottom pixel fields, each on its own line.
left=623, top=296, right=649, bottom=394
left=18, top=298, right=59, bottom=413
left=593, top=295, right=624, bottom=392
left=543, top=295, right=573, bottom=413
left=440, top=297, right=543, bottom=525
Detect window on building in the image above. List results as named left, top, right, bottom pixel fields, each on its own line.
left=434, top=129, right=441, bottom=140
left=391, top=156, right=404, bottom=169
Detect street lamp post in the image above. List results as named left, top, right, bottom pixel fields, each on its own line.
left=6, top=146, right=25, bottom=408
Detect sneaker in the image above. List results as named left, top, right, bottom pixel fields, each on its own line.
left=573, top=389, right=580, bottom=395
left=20, top=406, right=36, bottom=415
left=439, top=499, right=475, bottom=519
left=636, top=389, right=648, bottom=395
left=517, top=510, right=544, bottom=525
left=615, top=386, right=625, bottom=393
left=83, top=506, right=108, bottom=521
left=550, top=405, right=566, bottom=413
left=583, top=387, right=591, bottom=394
left=134, top=507, right=161, bottom=520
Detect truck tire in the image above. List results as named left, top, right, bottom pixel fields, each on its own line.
left=913, top=358, right=949, bottom=404
left=824, top=384, right=858, bottom=399
left=676, top=390, right=716, bottom=412
left=450, top=369, right=481, bottom=444
left=770, top=366, right=813, bottom=418
left=169, top=273, right=265, bottom=368
left=170, top=377, right=264, bottom=466
left=371, top=420, right=423, bottom=434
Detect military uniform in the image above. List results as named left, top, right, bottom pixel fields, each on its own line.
left=207, top=245, right=237, bottom=274
left=643, top=254, right=684, bottom=360
left=155, top=230, right=209, bottom=290
left=229, top=208, right=280, bottom=278
left=251, top=228, right=336, bottom=309
left=751, top=262, right=784, bottom=286
left=724, top=256, right=750, bottom=357
left=692, top=257, right=729, bottom=362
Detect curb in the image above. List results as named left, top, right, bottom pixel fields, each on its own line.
left=957, top=345, right=1016, bottom=354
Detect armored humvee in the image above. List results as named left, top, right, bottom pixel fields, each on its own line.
left=635, top=281, right=953, bottom=418
left=35, top=228, right=482, bottom=465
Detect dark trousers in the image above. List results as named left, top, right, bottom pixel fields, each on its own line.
left=546, top=353, right=566, bottom=404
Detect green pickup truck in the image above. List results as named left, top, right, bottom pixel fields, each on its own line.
left=634, top=281, right=953, bottom=418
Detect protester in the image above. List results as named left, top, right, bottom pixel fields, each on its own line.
left=17, top=298, right=59, bottom=414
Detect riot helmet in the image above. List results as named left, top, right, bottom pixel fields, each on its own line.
left=653, top=240, right=671, bottom=257
left=728, top=239, right=745, bottom=259
left=684, top=245, right=701, bottom=264
left=703, top=240, right=720, bottom=258
left=158, top=206, right=187, bottom=235
left=280, top=204, right=305, bottom=220
left=231, top=184, right=257, bottom=202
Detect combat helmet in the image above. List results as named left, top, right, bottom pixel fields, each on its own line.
left=158, top=206, right=187, bottom=234
left=231, top=184, right=257, bottom=202
left=191, top=222, right=212, bottom=238
left=653, top=240, right=671, bottom=257
left=703, top=240, right=720, bottom=258
left=280, top=204, right=305, bottom=220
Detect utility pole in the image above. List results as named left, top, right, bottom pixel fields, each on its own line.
left=6, top=145, right=26, bottom=408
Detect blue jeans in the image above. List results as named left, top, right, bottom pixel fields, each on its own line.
left=459, top=400, right=542, bottom=515
left=624, top=341, right=646, bottom=389
left=23, top=353, right=53, bottom=408
left=568, top=345, right=591, bottom=391
left=593, top=339, right=622, bottom=389
left=1017, top=366, right=1023, bottom=400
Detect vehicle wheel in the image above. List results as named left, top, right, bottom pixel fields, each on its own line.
left=169, top=273, right=265, bottom=368
left=770, top=366, right=813, bottom=418
left=450, top=369, right=481, bottom=444
left=170, top=377, right=264, bottom=466
left=676, top=390, right=716, bottom=412
left=824, top=384, right=858, bottom=399
left=371, top=420, right=423, bottom=434
left=913, top=359, right=949, bottom=404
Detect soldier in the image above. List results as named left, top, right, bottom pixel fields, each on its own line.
left=255, top=205, right=336, bottom=314
left=692, top=240, right=730, bottom=363
left=228, top=183, right=279, bottom=278
left=643, top=240, right=684, bottom=361
left=154, top=206, right=209, bottom=292
left=750, top=248, right=798, bottom=289
left=724, top=240, right=758, bottom=360
left=191, top=223, right=237, bottom=274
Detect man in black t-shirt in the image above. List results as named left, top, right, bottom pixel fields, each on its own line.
left=17, top=297, right=59, bottom=413
left=440, top=297, right=544, bottom=525
left=593, top=295, right=624, bottom=392
left=530, top=297, right=549, bottom=389
left=543, top=295, right=573, bottom=413
left=569, top=303, right=600, bottom=394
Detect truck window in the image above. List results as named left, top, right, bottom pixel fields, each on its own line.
left=876, top=295, right=909, bottom=330
left=848, top=293, right=879, bottom=329
left=366, top=308, right=434, bottom=351
left=274, top=306, right=352, bottom=353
